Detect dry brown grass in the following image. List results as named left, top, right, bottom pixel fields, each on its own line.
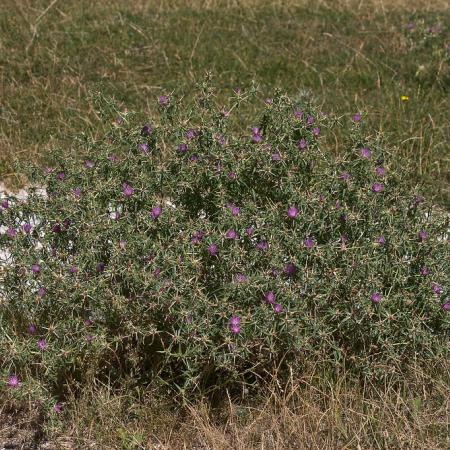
left=2, top=362, right=445, bottom=449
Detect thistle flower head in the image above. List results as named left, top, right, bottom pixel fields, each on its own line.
left=264, top=291, right=276, bottom=304
left=371, top=292, right=382, bottom=303
left=287, top=206, right=298, bottom=218
left=151, top=206, right=162, bottom=220
left=122, top=183, right=134, bottom=198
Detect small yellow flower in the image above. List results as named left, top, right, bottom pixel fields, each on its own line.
left=400, top=95, right=409, bottom=102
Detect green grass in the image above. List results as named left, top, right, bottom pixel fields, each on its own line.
left=0, top=0, right=449, bottom=203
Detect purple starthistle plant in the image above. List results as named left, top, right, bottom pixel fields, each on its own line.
left=297, top=138, right=307, bottom=150
left=208, top=243, right=218, bottom=256
left=54, top=403, right=63, bottom=413
left=287, top=206, right=298, bottom=218
left=442, top=302, right=450, bottom=311
left=28, top=324, right=37, bottom=335
left=96, top=263, right=105, bottom=273
left=37, top=287, right=46, bottom=297
left=226, top=229, right=238, bottom=240
left=73, top=187, right=82, bottom=199
left=245, top=226, right=255, bottom=236
left=141, top=123, right=152, bottom=136
left=151, top=206, right=162, bottom=220
left=271, top=152, right=281, bottom=162
left=177, top=143, right=188, bottom=153
left=284, top=262, right=297, bottom=276
left=191, top=230, right=204, bottom=244
left=122, top=183, right=134, bottom=198
left=228, top=171, right=237, bottom=179
left=139, top=143, right=150, bottom=154
left=52, top=223, right=62, bottom=233
left=432, top=283, right=443, bottom=296
left=229, top=205, right=240, bottom=216
left=372, top=183, right=384, bottom=193
left=418, top=230, right=427, bottom=242
left=256, top=240, right=269, bottom=251
left=108, top=154, right=119, bottom=162
left=306, top=115, right=315, bottom=125
left=294, top=110, right=303, bottom=119
left=229, top=315, right=241, bottom=334
left=235, top=273, right=247, bottom=283
left=1, top=200, right=8, bottom=209
left=304, top=237, right=315, bottom=249
left=186, top=129, right=198, bottom=140
left=84, top=160, right=95, bottom=169
left=371, top=292, right=382, bottom=303
left=252, top=127, right=263, bottom=143
left=375, top=166, right=386, bottom=177
left=420, top=266, right=430, bottom=276
left=158, top=95, right=169, bottom=106
left=273, top=303, right=283, bottom=314
left=7, top=375, right=20, bottom=388
left=265, top=98, right=273, bottom=105
left=31, top=264, right=41, bottom=274
left=377, top=235, right=386, bottom=245
left=22, top=223, right=32, bottom=233
left=57, top=172, right=65, bottom=181
left=312, top=127, right=321, bottom=137
left=360, top=147, right=371, bottom=158
left=264, top=291, right=276, bottom=304
left=339, top=172, right=350, bottom=181
left=352, top=113, right=362, bottom=122
left=69, top=265, right=78, bottom=274
left=37, top=339, right=47, bottom=351
left=7, top=227, right=17, bottom=238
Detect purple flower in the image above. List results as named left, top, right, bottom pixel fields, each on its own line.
left=57, top=172, right=65, bottom=181
left=63, top=218, right=71, bottom=230
left=287, top=206, right=298, bottom=218
left=442, top=302, right=450, bottom=311
left=7, top=227, right=17, bottom=238
left=418, top=230, right=427, bottom=242
left=228, top=171, right=237, bottom=179
left=215, top=134, right=226, bottom=146
left=186, top=129, right=198, bottom=140
left=85, top=334, right=94, bottom=343
left=377, top=235, right=386, bottom=245
left=226, top=229, right=238, bottom=240
left=37, top=339, right=47, bottom=351
left=413, top=196, right=425, bottom=207
left=208, top=244, right=218, bottom=256
left=265, top=98, right=273, bottom=105
left=52, top=223, right=62, bottom=233
left=372, top=183, right=384, bottom=193
left=108, top=154, right=119, bottom=162
left=271, top=152, right=281, bottom=162
left=294, top=110, right=303, bottom=119
left=54, top=403, right=63, bottom=413
left=72, top=188, right=82, bottom=200
left=252, top=127, right=263, bottom=143
left=122, top=183, right=134, bottom=198
left=7, top=375, right=20, bottom=388
left=233, top=87, right=242, bottom=95
left=84, top=160, right=95, bottom=169
left=270, top=267, right=280, bottom=278
left=229, top=316, right=241, bottom=334
left=306, top=116, right=315, bottom=125
left=96, top=263, right=105, bottom=273
left=191, top=230, right=204, bottom=244
left=115, top=117, right=123, bottom=125
left=304, top=237, right=314, bottom=249
left=1, top=200, right=9, bottom=209
left=44, top=166, right=55, bottom=174
left=28, top=324, right=37, bottom=335
left=229, top=205, right=240, bottom=216
left=153, top=267, right=161, bottom=278
left=420, top=266, right=430, bottom=276
left=189, top=154, right=199, bottom=162
left=432, top=283, right=443, bottom=296
left=297, top=138, right=307, bottom=150
left=69, top=265, right=78, bottom=274
left=256, top=240, right=269, bottom=251
left=84, top=319, right=93, bottom=326
left=235, top=273, right=247, bottom=283
left=284, top=262, right=297, bottom=276
left=32, top=264, right=41, bottom=274
left=371, top=292, right=382, bottom=303
left=264, top=291, right=276, bottom=304
left=177, top=143, right=188, bottom=153
left=339, top=172, right=350, bottom=181
left=151, top=206, right=162, bottom=220
left=22, top=223, right=32, bottom=233
left=139, top=143, right=150, bottom=154
left=245, top=226, right=254, bottom=236
left=375, top=166, right=386, bottom=177
left=352, top=113, right=362, bottom=122
left=158, top=95, right=169, bottom=106
left=273, top=303, right=283, bottom=314
left=37, top=287, right=46, bottom=297
left=141, top=123, right=152, bottom=136
left=360, top=147, right=371, bottom=158
left=312, top=127, right=321, bottom=137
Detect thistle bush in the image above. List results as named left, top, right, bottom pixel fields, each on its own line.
left=1, top=77, right=448, bottom=411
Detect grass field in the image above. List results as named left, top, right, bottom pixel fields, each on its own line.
left=1, top=0, right=449, bottom=448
